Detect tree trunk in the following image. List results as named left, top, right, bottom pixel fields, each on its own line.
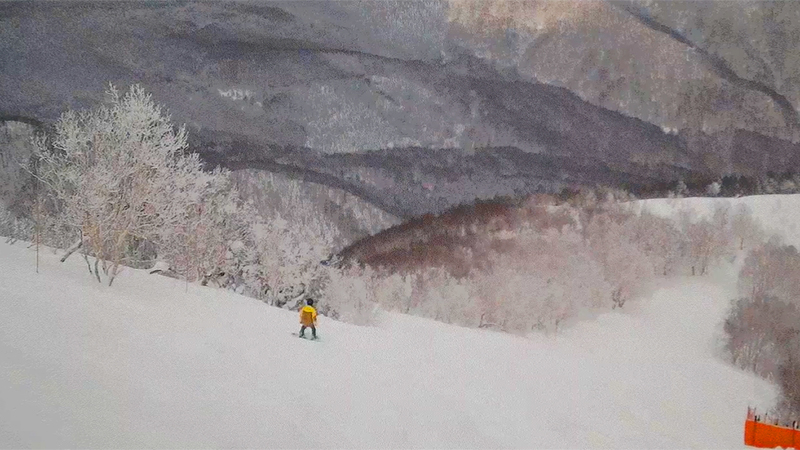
left=60, top=239, right=83, bottom=263
left=93, top=257, right=102, bottom=283
left=108, top=263, right=120, bottom=286
left=82, top=253, right=93, bottom=274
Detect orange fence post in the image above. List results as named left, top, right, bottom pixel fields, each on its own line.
left=744, top=408, right=800, bottom=450
left=745, top=407, right=756, bottom=447
left=793, top=423, right=799, bottom=450
left=744, top=408, right=799, bottom=450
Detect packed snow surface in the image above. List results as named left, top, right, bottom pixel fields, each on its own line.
left=1, top=195, right=791, bottom=448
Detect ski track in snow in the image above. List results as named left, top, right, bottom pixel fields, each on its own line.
left=2, top=194, right=793, bottom=448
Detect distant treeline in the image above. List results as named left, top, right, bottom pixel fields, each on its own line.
left=622, top=172, right=800, bottom=199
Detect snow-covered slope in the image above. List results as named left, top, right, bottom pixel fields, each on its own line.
left=0, top=234, right=776, bottom=448
left=638, top=194, right=800, bottom=248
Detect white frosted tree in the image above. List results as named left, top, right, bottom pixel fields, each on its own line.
left=630, top=210, right=684, bottom=276
left=731, top=204, right=764, bottom=251
left=159, top=177, right=253, bottom=287
left=35, top=84, right=246, bottom=285
left=584, top=212, right=654, bottom=308
left=321, top=265, right=381, bottom=325
left=0, top=121, right=37, bottom=215
left=682, top=208, right=735, bottom=277
left=372, top=272, right=414, bottom=314
left=252, top=213, right=335, bottom=308
left=409, top=267, right=473, bottom=325
left=739, top=242, right=800, bottom=302
left=725, top=298, right=781, bottom=375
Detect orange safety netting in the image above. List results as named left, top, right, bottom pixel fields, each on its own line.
left=745, top=407, right=800, bottom=449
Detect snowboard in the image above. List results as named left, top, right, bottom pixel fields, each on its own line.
left=291, top=332, right=320, bottom=341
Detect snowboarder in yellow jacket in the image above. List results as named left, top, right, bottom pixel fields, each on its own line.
left=299, top=298, right=318, bottom=339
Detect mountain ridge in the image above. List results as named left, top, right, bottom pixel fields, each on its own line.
left=3, top=1, right=800, bottom=217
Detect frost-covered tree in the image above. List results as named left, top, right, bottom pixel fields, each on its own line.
left=686, top=220, right=716, bottom=276
left=0, top=208, right=34, bottom=244
left=407, top=267, right=473, bottom=325
left=250, top=215, right=333, bottom=307
left=327, top=194, right=748, bottom=333
left=321, top=265, right=381, bottom=325
left=731, top=204, right=764, bottom=251
left=160, top=180, right=253, bottom=288
left=726, top=237, right=800, bottom=422
left=725, top=296, right=787, bottom=376
left=675, top=204, right=735, bottom=277
left=630, top=211, right=684, bottom=276
left=34, top=84, right=247, bottom=285
left=0, top=121, right=37, bottom=216
left=584, top=211, right=654, bottom=307
left=232, top=170, right=398, bottom=249
left=739, top=242, right=800, bottom=302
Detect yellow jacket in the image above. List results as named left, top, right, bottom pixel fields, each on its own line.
left=299, top=305, right=317, bottom=326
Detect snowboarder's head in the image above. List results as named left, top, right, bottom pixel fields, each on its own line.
left=306, top=298, right=314, bottom=306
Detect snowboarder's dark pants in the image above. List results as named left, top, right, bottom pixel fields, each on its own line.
left=300, top=325, right=316, bottom=338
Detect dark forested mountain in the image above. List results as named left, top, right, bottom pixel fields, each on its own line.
left=3, top=1, right=800, bottom=219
